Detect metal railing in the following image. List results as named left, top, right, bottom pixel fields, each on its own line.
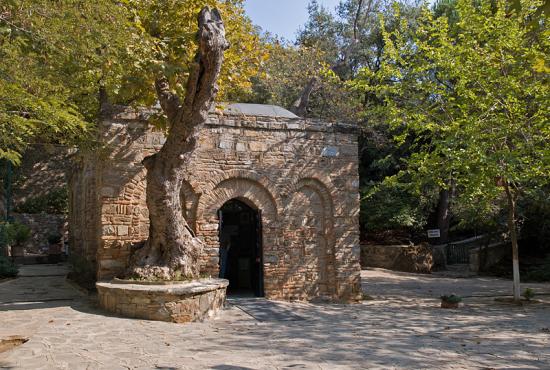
left=445, top=235, right=489, bottom=265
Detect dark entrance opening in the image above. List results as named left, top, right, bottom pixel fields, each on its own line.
left=218, top=199, right=264, bottom=297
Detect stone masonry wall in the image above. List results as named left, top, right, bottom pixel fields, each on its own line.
left=361, top=244, right=434, bottom=274
left=71, top=106, right=362, bottom=302
left=12, top=213, right=67, bottom=254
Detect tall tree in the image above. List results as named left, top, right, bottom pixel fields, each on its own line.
left=0, top=0, right=264, bottom=165
left=248, top=41, right=361, bottom=121
left=353, top=0, right=549, bottom=299
left=126, top=7, right=228, bottom=280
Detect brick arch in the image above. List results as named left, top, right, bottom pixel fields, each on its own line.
left=282, top=177, right=337, bottom=299
left=197, top=169, right=282, bottom=214
left=281, top=171, right=337, bottom=200
left=195, top=176, right=280, bottom=277
left=292, top=177, right=334, bottom=227
left=196, top=177, right=279, bottom=224
left=119, top=169, right=147, bottom=200
left=119, top=169, right=149, bottom=241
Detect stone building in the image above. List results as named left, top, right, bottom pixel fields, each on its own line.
left=70, top=103, right=361, bottom=302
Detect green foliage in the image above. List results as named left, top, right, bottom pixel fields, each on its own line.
left=0, top=256, right=18, bottom=278
left=0, top=0, right=121, bottom=164
left=124, top=0, right=266, bottom=103
left=351, top=0, right=549, bottom=239
left=12, top=223, right=30, bottom=246
left=14, top=188, right=68, bottom=214
left=433, top=0, right=460, bottom=27
left=361, top=180, right=430, bottom=233
left=359, top=123, right=437, bottom=236
left=522, top=287, right=535, bottom=300
left=298, top=0, right=421, bottom=80
left=247, top=0, right=422, bottom=121
left=0, top=222, right=30, bottom=247
left=440, top=294, right=462, bottom=303
left=1, top=0, right=265, bottom=165
left=247, top=42, right=361, bottom=121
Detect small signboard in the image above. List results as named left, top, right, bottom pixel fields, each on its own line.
left=321, top=146, right=339, bottom=157
left=427, top=229, right=441, bottom=238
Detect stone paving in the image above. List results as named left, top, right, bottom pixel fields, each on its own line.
left=1, top=264, right=550, bottom=369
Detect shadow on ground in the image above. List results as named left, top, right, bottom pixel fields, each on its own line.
left=0, top=265, right=549, bottom=369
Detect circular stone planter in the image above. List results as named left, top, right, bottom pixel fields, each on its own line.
left=96, top=278, right=228, bottom=323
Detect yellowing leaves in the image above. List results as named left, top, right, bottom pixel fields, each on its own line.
left=533, top=57, right=550, bottom=73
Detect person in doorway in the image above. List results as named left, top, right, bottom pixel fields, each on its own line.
left=219, top=233, right=231, bottom=279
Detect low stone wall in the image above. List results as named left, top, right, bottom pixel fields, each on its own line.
left=361, top=244, right=433, bottom=273
left=469, top=242, right=510, bottom=272
left=96, top=279, right=228, bottom=323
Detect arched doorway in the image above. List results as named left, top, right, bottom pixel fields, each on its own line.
left=218, top=199, right=264, bottom=297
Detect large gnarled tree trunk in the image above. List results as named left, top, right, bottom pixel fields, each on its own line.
left=126, top=7, right=229, bottom=281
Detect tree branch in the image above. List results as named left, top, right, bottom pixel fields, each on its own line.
left=182, top=7, right=229, bottom=118
left=155, top=77, right=182, bottom=125
left=291, top=77, right=317, bottom=117
left=353, top=0, right=365, bottom=42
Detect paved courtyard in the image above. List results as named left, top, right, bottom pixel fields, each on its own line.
left=1, top=265, right=549, bottom=369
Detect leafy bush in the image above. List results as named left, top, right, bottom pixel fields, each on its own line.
left=0, top=256, right=19, bottom=278
left=12, top=223, right=31, bottom=245
left=0, top=222, right=30, bottom=247
left=440, top=294, right=462, bottom=303
left=522, top=288, right=535, bottom=301
left=361, top=181, right=430, bottom=234
left=14, top=188, right=68, bottom=214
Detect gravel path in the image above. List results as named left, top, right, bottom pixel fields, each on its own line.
left=1, top=265, right=549, bottom=369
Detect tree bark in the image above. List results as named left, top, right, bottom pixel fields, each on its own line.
left=436, top=188, right=450, bottom=245
left=504, top=182, right=521, bottom=301
left=291, top=77, right=317, bottom=117
left=126, top=7, right=229, bottom=281
left=436, top=179, right=455, bottom=245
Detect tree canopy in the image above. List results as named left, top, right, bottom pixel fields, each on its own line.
left=0, top=0, right=265, bottom=165
left=351, top=0, right=549, bottom=296
left=353, top=0, right=549, bottom=214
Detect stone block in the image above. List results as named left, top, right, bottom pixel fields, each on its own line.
left=218, top=140, right=233, bottom=149
left=117, top=225, right=129, bottom=236
left=102, top=226, right=116, bottom=236
left=200, top=223, right=219, bottom=232
left=249, top=142, right=266, bottom=152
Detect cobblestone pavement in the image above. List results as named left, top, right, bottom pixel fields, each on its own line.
left=1, top=265, right=549, bottom=369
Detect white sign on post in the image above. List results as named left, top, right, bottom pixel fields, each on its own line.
left=427, top=229, right=441, bottom=238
